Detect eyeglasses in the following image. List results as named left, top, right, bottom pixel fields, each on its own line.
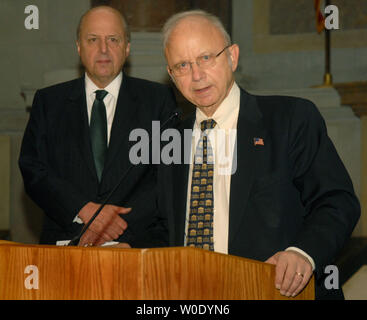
left=169, top=45, right=232, bottom=77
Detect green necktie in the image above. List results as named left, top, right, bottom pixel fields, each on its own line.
left=90, top=90, right=108, bottom=181
left=186, top=119, right=217, bottom=251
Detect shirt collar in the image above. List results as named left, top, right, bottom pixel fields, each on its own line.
left=195, top=82, right=240, bottom=130
left=85, top=72, right=123, bottom=100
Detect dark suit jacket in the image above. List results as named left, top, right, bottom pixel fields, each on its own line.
left=157, top=87, right=360, bottom=299
left=19, top=74, right=176, bottom=247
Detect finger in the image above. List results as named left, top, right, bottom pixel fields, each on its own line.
left=88, top=226, right=112, bottom=243
left=104, top=225, right=121, bottom=240
left=94, top=234, right=111, bottom=246
left=279, top=261, right=296, bottom=295
left=104, top=216, right=125, bottom=234
left=117, top=207, right=132, bottom=215
left=98, top=232, right=114, bottom=244
left=101, top=242, right=131, bottom=248
left=292, top=270, right=313, bottom=297
left=285, top=271, right=304, bottom=297
left=113, top=215, right=128, bottom=231
left=79, top=237, right=91, bottom=247
left=79, top=230, right=99, bottom=246
left=274, top=257, right=288, bottom=290
left=90, top=217, right=123, bottom=241
left=265, top=256, right=277, bottom=265
left=91, top=211, right=121, bottom=233
left=93, top=206, right=130, bottom=226
left=88, top=220, right=108, bottom=237
left=117, top=243, right=131, bottom=248
left=100, top=221, right=126, bottom=242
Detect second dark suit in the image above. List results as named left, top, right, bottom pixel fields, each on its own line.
left=19, top=74, right=176, bottom=247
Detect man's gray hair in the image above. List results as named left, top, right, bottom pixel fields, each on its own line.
left=76, top=6, right=131, bottom=43
left=162, top=10, right=231, bottom=49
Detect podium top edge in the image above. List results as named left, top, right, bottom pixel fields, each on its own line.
left=0, top=241, right=270, bottom=267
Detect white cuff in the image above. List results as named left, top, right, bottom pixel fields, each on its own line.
left=56, top=240, right=119, bottom=246
left=73, top=215, right=83, bottom=224
left=286, top=247, right=316, bottom=271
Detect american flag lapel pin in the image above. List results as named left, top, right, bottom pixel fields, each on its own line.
left=254, top=137, right=264, bottom=146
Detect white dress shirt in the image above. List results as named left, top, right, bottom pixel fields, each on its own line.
left=184, top=82, right=240, bottom=254
left=85, top=72, right=122, bottom=145
left=184, top=82, right=315, bottom=270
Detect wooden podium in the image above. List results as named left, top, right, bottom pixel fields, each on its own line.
left=0, top=241, right=314, bottom=300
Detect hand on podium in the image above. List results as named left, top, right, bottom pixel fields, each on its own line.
left=78, top=202, right=131, bottom=247
left=265, top=250, right=313, bottom=298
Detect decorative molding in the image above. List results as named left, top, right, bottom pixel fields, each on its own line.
left=334, top=81, right=367, bottom=118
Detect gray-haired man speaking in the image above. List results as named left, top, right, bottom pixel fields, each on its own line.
left=157, top=10, right=360, bottom=299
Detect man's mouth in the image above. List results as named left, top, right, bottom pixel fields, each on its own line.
left=96, top=59, right=111, bottom=64
left=194, top=86, right=211, bottom=94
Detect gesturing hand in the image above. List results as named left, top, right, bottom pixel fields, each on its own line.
left=78, top=202, right=131, bottom=247
left=265, top=250, right=313, bottom=298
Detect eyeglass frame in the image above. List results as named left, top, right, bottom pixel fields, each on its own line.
left=168, top=44, right=232, bottom=77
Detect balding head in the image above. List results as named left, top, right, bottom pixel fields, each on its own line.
left=162, top=10, right=231, bottom=51
left=77, top=6, right=130, bottom=44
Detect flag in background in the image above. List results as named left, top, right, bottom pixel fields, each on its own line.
left=314, top=0, right=325, bottom=33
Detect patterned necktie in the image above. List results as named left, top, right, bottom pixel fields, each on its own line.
left=90, top=90, right=108, bottom=182
left=186, top=119, right=217, bottom=251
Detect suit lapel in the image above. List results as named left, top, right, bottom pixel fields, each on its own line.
left=68, top=77, right=97, bottom=179
left=172, top=113, right=195, bottom=245
left=103, top=75, right=139, bottom=176
left=228, top=89, right=267, bottom=245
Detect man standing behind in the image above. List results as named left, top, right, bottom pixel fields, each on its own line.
left=19, top=6, right=176, bottom=247
left=158, top=10, right=360, bottom=299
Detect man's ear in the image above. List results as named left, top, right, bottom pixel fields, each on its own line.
left=166, top=65, right=172, bottom=77
left=125, top=42, right=131, bottom=58
left=166, top=65, right=177, bottom=85
left=228, top=44, right=240, bottom=72
left=76, top=40, right=81, bottom=57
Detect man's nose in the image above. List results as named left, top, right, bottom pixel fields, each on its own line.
left=99, top=39, right=108, bottom=53
left=191, top=63, right=204, bottom=81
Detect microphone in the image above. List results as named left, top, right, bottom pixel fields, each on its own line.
left=68, top=108, right=181, bottom=246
